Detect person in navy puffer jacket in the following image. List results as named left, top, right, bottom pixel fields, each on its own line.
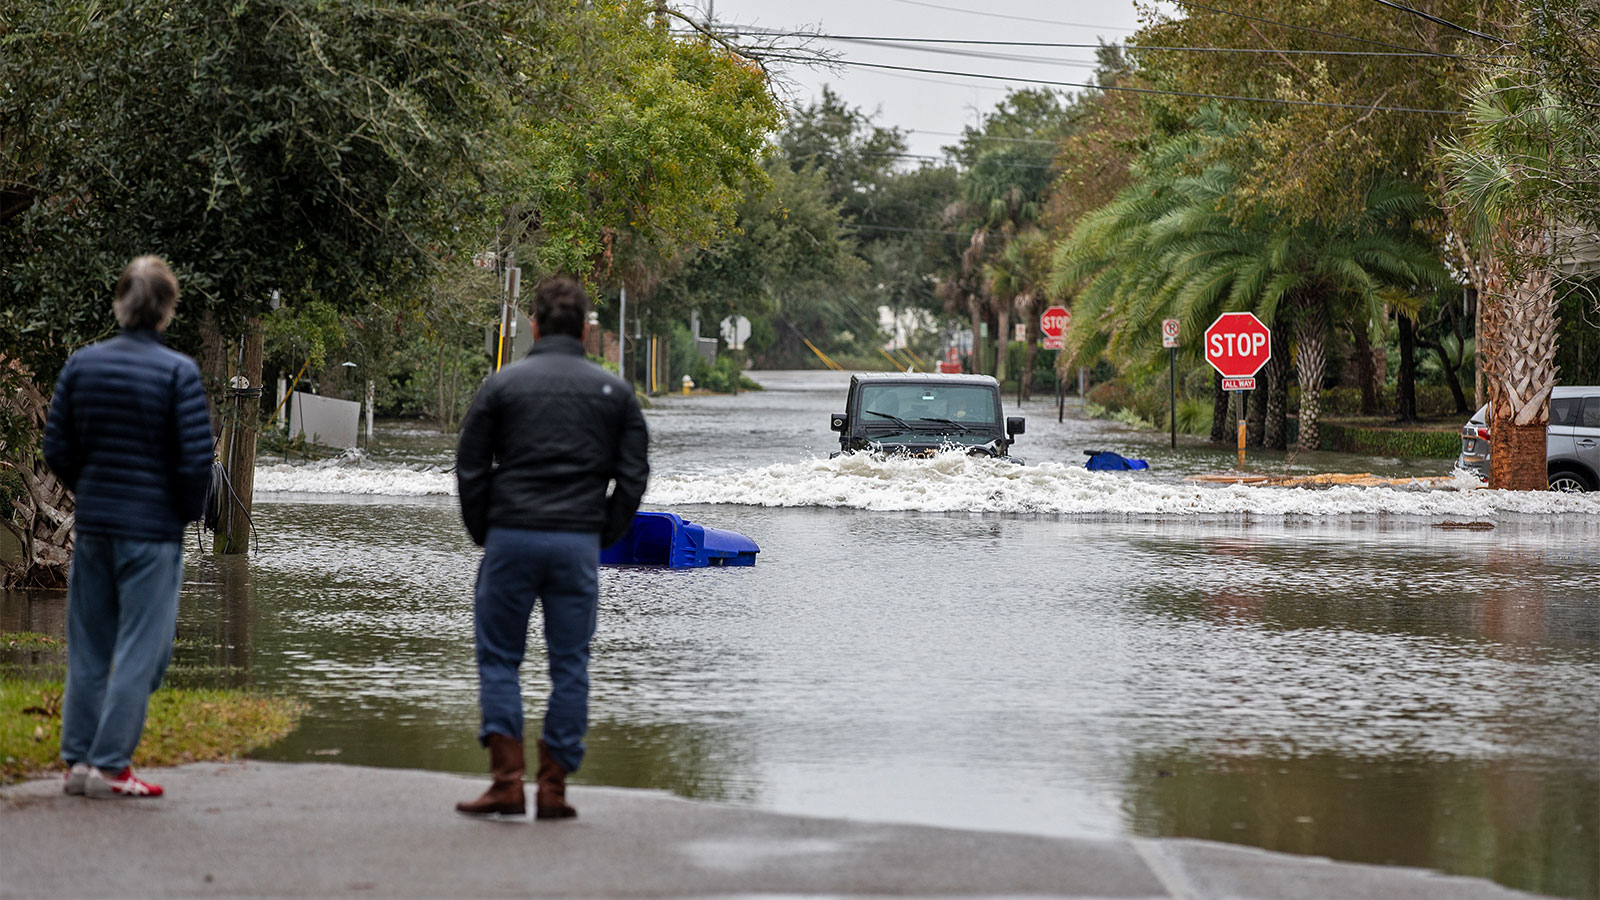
left=43, top=255, right=214, bottom=800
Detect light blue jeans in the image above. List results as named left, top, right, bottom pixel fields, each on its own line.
left=473, top=528, right=599, bottom=774
left=60, top=534, right=182, bottom=772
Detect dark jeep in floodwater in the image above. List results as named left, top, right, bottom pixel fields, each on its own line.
left=830, top=373, right=1026, bottom=461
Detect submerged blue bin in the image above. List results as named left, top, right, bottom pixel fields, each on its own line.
left=600, top=511, right=759, bottom=568
left=1084, top=450, right=1150, bottom=471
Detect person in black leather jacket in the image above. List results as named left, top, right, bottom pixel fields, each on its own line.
left=453, top=276, right=648, bottom=820
left=44, top=255, right=214, bottom=799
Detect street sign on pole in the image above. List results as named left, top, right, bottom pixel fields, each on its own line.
left=1163, top=319, right=1180, bottom=448
left=1204, top=312, right=1271, bottom=379
left=720, top=315, right=751, bottom=350
left=1040, top=306, right=1069, bottom=350
left=1204, top=313, right=1271, bottom=470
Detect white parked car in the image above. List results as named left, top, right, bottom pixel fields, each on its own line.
left=1456, top=386, right=1600, bottom=491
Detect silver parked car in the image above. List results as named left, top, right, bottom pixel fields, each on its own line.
left=1456, top=386, right=1600, bottom=491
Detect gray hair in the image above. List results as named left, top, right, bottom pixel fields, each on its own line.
left=113, top=255, right=179, bottom=331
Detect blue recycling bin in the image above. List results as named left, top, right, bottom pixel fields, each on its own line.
left=600, top=511, right=759, bottom=568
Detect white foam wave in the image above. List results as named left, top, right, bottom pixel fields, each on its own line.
left=254, top=458, right=455, bottom=496
left=645, top=451, right=1600, bottom=519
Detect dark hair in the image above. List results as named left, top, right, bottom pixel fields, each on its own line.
left=113, top=255, right=179, bottom=331
left=533, top=276, right=588, bottom=339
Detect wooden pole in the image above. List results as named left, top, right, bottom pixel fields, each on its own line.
left=215, top=317, right=263, bottom=555
left=1235, top=390, right=1247, bottom=470
left=1170, top=348, right=1177, bottom=449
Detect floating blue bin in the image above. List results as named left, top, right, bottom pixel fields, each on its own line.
left=600, top=511, right=759, bottom=568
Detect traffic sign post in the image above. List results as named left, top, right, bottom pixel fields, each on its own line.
left=1162, top=319, right=1180, bottom=448
left=1040, top=306, right=1069, bottom=351
left=1204, top=313, right=1272, bottom=470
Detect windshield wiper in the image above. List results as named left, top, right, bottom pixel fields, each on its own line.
left=863, top=409, right=915, bottom=430
left=915, top=416, right=974, bottom=434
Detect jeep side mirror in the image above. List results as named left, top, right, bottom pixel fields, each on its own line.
left=830, top=413, right=847, bottom=432
left=1007, top=416, right=1026, bottom=437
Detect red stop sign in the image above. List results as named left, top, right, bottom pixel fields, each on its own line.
left=1204, top=312, right=1271, bottom=378
left=1040, top=306, right=1069, bottom=349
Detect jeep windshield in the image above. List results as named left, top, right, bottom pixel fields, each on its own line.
left=858, top=384, right=998, bottom=440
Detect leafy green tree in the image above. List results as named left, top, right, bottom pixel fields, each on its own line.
left=945, top=89, right=1075, bottom=382
left=1444, top=75, right=1588, bottom=489
left=1129, top=0, right=1511, bottom=223
left=2, top=0, right=509, bottom=379
left=504, top=3, right=782, bottom=290
left=653, top=161, right=865, bottom=366
left=2, top=0, right=518, bottom=561
left=1053, top=118, right=1446, bottom=450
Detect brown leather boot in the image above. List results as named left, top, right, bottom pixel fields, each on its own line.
left=535, top=739, right=577, bottom=820
left=455, top=733, right=525, bottom=817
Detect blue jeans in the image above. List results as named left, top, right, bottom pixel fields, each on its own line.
left=60, top=534, right=183, bottom=772
left=474, top=528, right=599, bottom=774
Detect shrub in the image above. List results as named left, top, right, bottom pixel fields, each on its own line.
left=1176, top=398, right=1212, bottom=435
left=1086, top=381, right=1135, bottom=412
left=691, top=355, right=761, bottom=393
left=1317, top=422, right=1460, bottom=458
left=1111, top=408, right=1154, bottom=430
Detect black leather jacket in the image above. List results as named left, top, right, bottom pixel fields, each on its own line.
left=455, top=335, right=649, bottom=547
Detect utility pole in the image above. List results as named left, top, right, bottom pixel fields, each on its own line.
left=215, top=317, right=263, bottom=555
left=618, top=282, right=628, bottom=386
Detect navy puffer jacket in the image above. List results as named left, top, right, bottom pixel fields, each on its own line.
left=44, top=329, right=215, bottom=542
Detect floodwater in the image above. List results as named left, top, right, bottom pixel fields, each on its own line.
left=5, top=370, right=1598, bottom=898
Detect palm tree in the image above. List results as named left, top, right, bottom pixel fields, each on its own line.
left=1446, top=75, right=1579, bottom=490
left=1052, top=124, right=1446, bottom=452
left=985, top=229, right=1049, bottom=394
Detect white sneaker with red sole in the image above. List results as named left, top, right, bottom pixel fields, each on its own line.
left=86, top=767, right=164, bottom=799
left=63, top=763, right=90, bottom=796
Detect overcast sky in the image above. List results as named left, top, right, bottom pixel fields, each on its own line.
left=690, top=0, right=1152, bottom=158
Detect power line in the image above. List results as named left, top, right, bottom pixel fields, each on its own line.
left=1165, top=0, right=1435, bottom=54
left=909, top=129, right=1059, bottom=145
left=700, top=28, right=1474, bottom=59
left=762, top=54, right=1465, bottom=115
left=860, top=150, right=1060, bottom=170
left=1365, top=0, right=1510, bottom=43
left=816, top=39, right=1105, bottom=70
left=885, top=0, right=1139, bottom=32
left=842, top=222, right=1004, bottom=240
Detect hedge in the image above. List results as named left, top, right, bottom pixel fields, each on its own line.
left=1315, top=420, right=1461, bottom=458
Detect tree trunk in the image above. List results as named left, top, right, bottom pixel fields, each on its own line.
left=447, top=341, right=463, bottom=432
left=1419, top=335, right=1469, bottom=414
left=1395, top=313, right=1418, bottom=421
left=1352, top=322, right=1379, bottom=415
left=994, top=304, right=1012, bottom=384
left=1209, top=370, right=1229, bottom=443
left=214, top=317, right=264, bottom=555
left=435, top=340, right=446, bottom=427
left=1480, top=228, right=1558, bottom=491
left=1295, top=296, right=1328, bottom=453
left=1264, top=317, right=1291, bottom=451
left=967, top=295, right=983, bottom=376
left=197, top=310, right=228, bottom=439
left=1020, top=292, right=1039, bottom=402
left=1246, top=377, right=1267, bottom=447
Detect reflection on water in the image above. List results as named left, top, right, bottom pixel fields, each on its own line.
left=3, top=371, right=1597, bottom=899
left=1124, top=751, right=1597, bottom=900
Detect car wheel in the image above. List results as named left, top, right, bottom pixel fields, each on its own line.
left=1548, top=470, right=1594, bottom=492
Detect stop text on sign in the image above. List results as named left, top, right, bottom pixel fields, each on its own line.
left=1040, top=307, right=1069, bottom=334
left=1208, top=331, right=1267, bottom=358
left=1203, top=311, right=1272, bottom=379
left=1040, top=305, right=1070, bottom=350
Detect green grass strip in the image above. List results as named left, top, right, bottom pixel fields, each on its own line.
left=1, top=679, right=303, bottom=784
